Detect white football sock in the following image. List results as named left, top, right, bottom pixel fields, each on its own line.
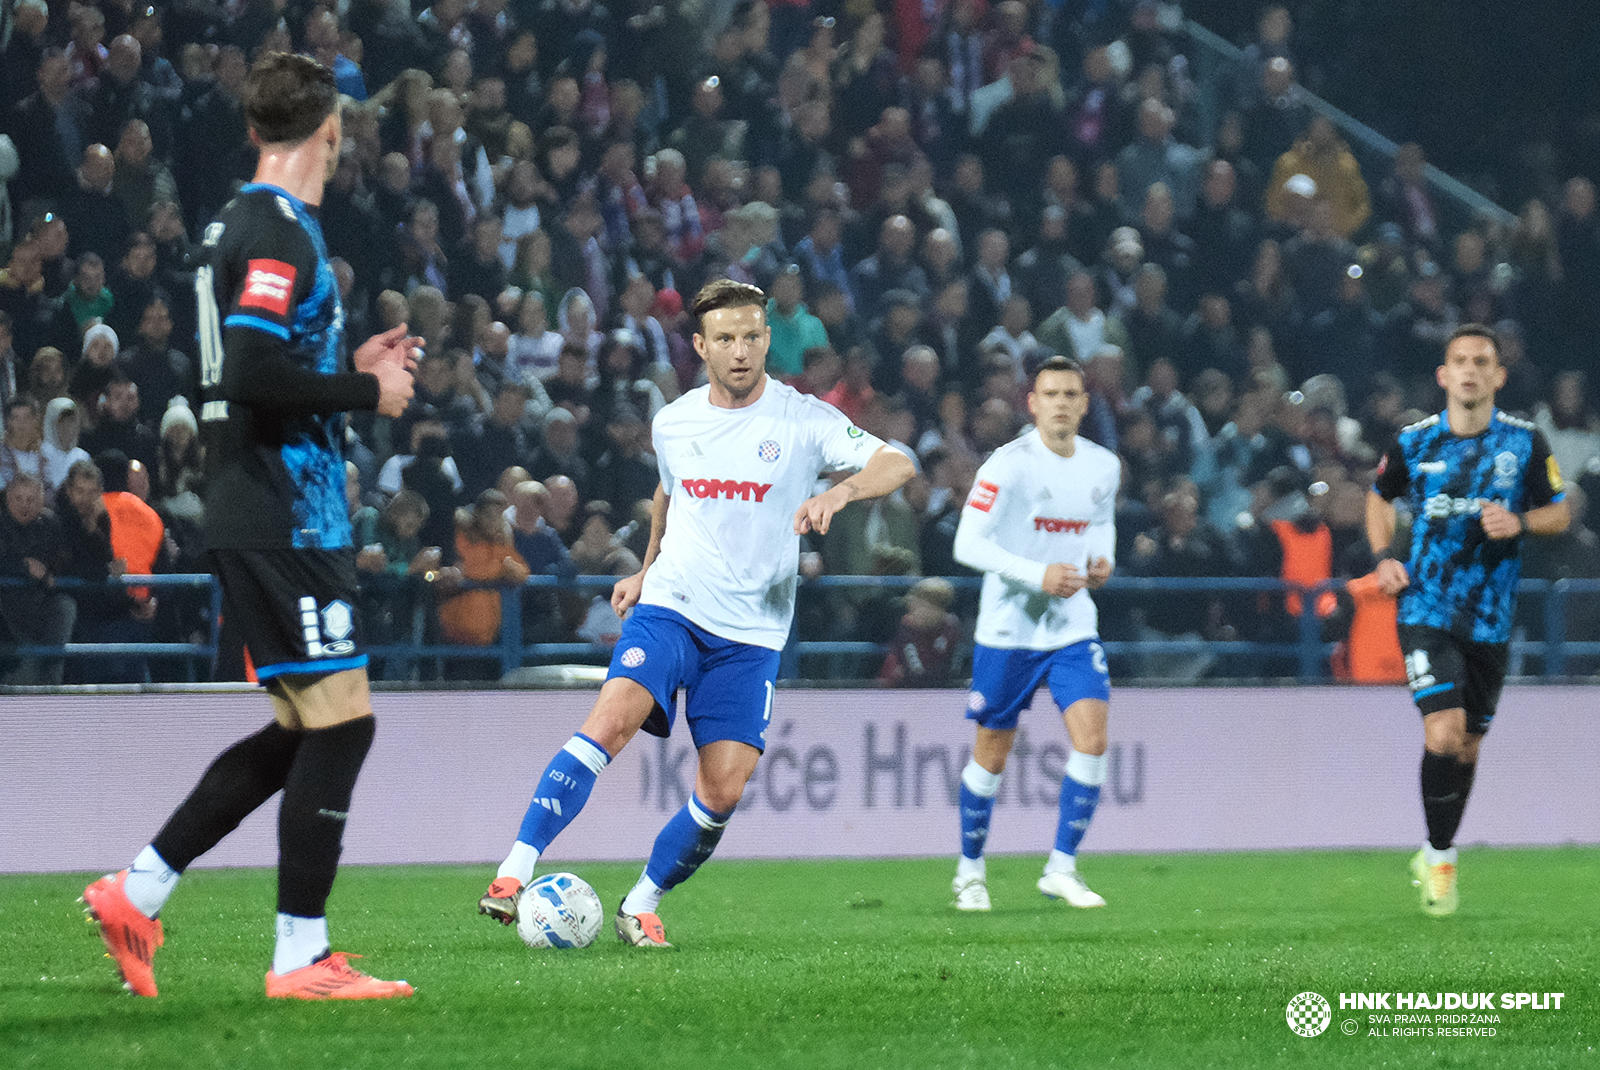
left=1422, top=844, right=1458, bottom=866
left=273, top=913, right=330, bottom=976
left=620, top=873, right=666, bottom=916
left=123, top=845, right=179, bottom=919
left=956, top=855, right=985, bottom=881
left=1044, top=849, right=1077, bottom=876
left=498, top=841, right=540, bottom=884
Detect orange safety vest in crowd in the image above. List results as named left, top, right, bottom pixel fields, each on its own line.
left=1271, top=518, right=1337, bottom=618
left=103, top=490, right=164, bottom=601
left=1331, top=571, right=1406, bottom=683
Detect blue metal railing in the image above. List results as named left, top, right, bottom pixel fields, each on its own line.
left=2, top=573, right=1596, bottom=685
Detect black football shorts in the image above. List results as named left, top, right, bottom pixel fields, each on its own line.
left=1396, top=623, right=1509, bottom=735
left=210, top=548, right=367, bottom=680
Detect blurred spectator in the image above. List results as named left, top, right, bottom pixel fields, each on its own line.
left=355, top=488, right=441, bottom=650
left=62, top=254, right=115, bottom=335
left=1138, top=182, right=1197, bottom=311
left=25, top=346, right=68, bottom=403
left=851, top=214, right=928, bottom=323
left=1377, top=142, right=1440, bottom=253
left=8, top=49, right=86, bottom=208
left=1556, top=176, right=1600, bottom=359
left=1534, top=371, right=1600, bottom=487
left=0, top=394, right=45, bottom=487
left=435, top=489, right=531, bottom=672
left=875, top=576, right=962, bottom=687
left=1124, top=481, right=1230, bottom=679
left=80, top=375, right=157, bottom=469
left=1180, top=295, right=1248, bottom=387
left=152, top=398, right=203, bottom=524
left=64, top=144, right=132, bottom=263
left=120, top=296, right=195, bottom=427
left=40, top=397, right=90, bottom=499
left=765, top=265, right=828, bottom=380
left=507, top=479, right=575, bottom=642
left=1238, top=57, right=1310, bottom=175
left=0, top=472, right=73, bottom=684
left=589, top=403, right=658, bottom=520
left=1124, top=265, right=1185, bottom=383
left=1117, top=97, right=1203, bottom=221
left=105, top=233, right=161, bottom=342
left=110, top=120, right=176, bottom=233
left=454, top=380, right=539, bottom=497
left=54, top=458, right=147, bottom=683
left=68, top=321, right=118, bottom=412
left=1267, top=116, right=1369, bottom=241
left=507, top=290, right=564, bottom=381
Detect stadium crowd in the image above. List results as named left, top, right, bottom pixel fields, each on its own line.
left=0, top=0, right=1597, bottom=685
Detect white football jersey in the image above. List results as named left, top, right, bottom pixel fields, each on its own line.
left=641, top=379, right=888, bottom=649
left=954, top=430, right=1120, bottom=650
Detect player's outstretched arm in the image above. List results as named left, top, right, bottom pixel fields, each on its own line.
left=793, top=445, right=916, bottom=536
left=612, top=484, right=668, bottom=615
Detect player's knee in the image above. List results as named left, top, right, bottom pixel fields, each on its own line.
left=1424, top=724, right=1466, bottom=757
left=696, top=777, right=746, bottom=814
left=581, top=681, right=655, bottom=754
left=1073, top=733, right=1108, bottom=757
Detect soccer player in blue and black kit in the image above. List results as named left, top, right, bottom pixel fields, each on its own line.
left=1368, top=324, right=1568, bottom=916
left=83, top=53, right=421, bottom=998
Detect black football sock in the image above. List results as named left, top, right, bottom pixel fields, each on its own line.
left=151, top=721, right=302, bottom=871
left=1420, top=749, right=1464, bottom=852
left=1440, top=759, right=1478, bottom=848
left=276, top=716, right=375, bottom=918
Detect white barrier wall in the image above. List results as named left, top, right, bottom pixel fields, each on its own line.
left=2, top=686, right=1596, bottom=873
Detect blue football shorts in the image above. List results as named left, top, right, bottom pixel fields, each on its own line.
left=607, top=603, right=779, bottom=751
left=966, top=639, right=1111, bottom=731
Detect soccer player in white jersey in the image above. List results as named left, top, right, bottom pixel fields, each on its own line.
left=950, top=355, right=1121, bottom=911
left=478, top=279, right=916, bottom=946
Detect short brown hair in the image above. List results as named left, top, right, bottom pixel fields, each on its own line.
left=244, top=52, right=339, bottom=146
left=1030, top=353, right=1085, bottom=390
left=1445, top=322, right=1500, bottom=362
left=691, top=278, right=766, bottom=332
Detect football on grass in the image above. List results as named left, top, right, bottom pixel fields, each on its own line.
left=516, top=872, right=604, bottom=949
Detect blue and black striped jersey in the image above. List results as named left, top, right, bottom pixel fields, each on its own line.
left=197, top=184, right=372, bottom=550
left=1373, top=409, right=1565, bottom=643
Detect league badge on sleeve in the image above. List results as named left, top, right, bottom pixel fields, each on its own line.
left=968, top=480, right=999, bottom=512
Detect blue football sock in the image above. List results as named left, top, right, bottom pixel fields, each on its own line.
left=1054, top=751, right=1106, bottom=857
left=643, top=793, right=734, bottom=892
left=958, top=758, right=1001, bottom=860
left=515, top=734, right=610, bottom=852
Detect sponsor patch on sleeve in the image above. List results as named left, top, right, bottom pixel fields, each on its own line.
left=239, top=259, right=296, bottom=316
left=1548, top=454, right=1564, bottom=492
left=968, top=480, right=999, bottom=512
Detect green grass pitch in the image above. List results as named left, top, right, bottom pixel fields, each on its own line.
left=2, top=848, right=1594, bottom=1069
